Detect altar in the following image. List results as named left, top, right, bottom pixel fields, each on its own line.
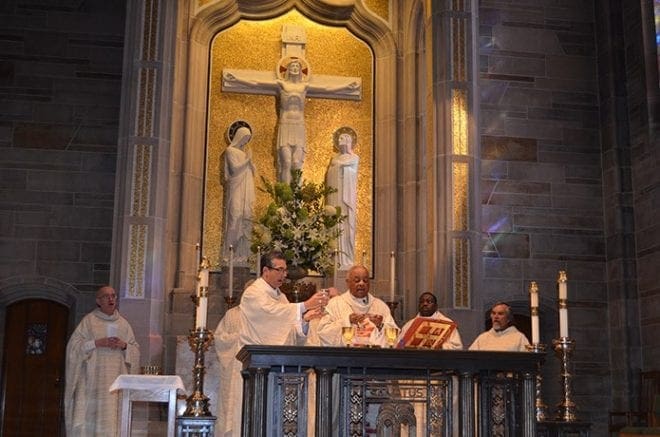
left=237, top=346, right=543, bottom=437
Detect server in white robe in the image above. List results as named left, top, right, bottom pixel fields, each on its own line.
left=213, top=306, right=243, bottom=437
left=469, top=302, right=530, bottom=351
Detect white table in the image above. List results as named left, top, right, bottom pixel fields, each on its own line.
left=110, top=374, right=186, bottom=437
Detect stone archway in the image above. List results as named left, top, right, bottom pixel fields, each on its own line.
left=0, top=275, right=83, bottom=364
left=0, top=275, right=83, bottom=436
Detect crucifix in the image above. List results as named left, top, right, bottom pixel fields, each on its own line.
left=222, top=24, right=362, bottom=183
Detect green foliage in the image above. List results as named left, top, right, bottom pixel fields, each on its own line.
left=251, top=170, right=345, bottom=275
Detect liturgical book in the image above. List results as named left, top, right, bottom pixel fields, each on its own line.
left=398, top=317, right=456, bottom=349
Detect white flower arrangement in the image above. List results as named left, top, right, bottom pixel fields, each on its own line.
left=252, top=170, right=344, bottom=276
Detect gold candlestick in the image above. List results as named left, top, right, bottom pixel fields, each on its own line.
left=183, top=327, right=214, bottom=417
left=553, top=337, right=578, bottom=421
left=525, top=343, right=549, bottom=421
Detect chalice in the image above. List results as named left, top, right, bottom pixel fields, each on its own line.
left=341, top=326, right=355, bottom=347
left=385, top=327, right=399, bottom=348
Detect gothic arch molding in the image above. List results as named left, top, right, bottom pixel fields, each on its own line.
left=0, top=275, right=81, bottom=309
left=0, top=275, right=84, bottom=364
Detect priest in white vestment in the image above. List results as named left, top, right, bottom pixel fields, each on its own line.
left=65, top=286, right=140, bottom=436
left=398, top=292, right=463, bottom=350
left=469, top=302, right=530, bottom=351
left=317, top=265, right=398, bottom=348
left=222, top=250, right=329, bottom=435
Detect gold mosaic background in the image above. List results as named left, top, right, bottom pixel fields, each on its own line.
left=203, top=10, right=374, bottom=270
left=364, top=0, right=390, bottom=23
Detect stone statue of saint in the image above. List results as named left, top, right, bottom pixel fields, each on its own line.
left=223, top=120, right=255, bottom=263
left=223, top=48, right=361, bottom=183
left=326, top=127, right=359, bottom=270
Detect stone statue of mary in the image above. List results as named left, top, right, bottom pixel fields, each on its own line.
left=326, top=127, right=359, bottom=270
left=222, top=120, right=256, bottom=263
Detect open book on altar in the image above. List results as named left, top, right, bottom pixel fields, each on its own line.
left=398, top=317, right=457, bottom=350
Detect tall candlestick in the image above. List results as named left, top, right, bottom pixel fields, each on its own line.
left=256, top=246, right=261, bottom=276
left=529, top=281, right=540, bottom=344
left=558, top=270, right=568, bottom=338
left=389, top=251, right=395, bottom=301
left=333, top=249, right=338, bottom=288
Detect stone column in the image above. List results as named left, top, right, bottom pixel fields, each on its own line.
left=111, top=0, right=179, bottom=365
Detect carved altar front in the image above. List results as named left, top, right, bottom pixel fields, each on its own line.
left=237, top=346, right=543, bottom=437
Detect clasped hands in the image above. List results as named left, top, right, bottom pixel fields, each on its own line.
left=348, top=313, right=384, bottom=330
left=96, top=336, right=127, bottom=350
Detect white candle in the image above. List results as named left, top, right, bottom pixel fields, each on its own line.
left=558, top=275, right=567, bottom=300
left=529, top=281, right=540, bottom=345
left=195, top=256, right=209, bottom=329
left=195, top=296, right=207, bottom=329
left=559, top=308, right=568, bottom=338
left=256, top=246, right=261, bottom=276
left=199, top=265, right=209, bottom=288
left=228, top=245, right=234, bottom=298
left=558, top=270, right=568, bottom=338
left=333, top=249, right=338, bottom=288
left=361, top=250, right=366, bottom=266
left=389, top=251, right=395, bottom=301
left=195, top=243, right=201, bottom=285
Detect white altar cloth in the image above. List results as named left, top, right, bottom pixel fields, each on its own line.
left=110, top=375, right=186, bottom=437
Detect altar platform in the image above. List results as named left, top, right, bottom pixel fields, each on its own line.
left=237, top=345, right=544, bottom=437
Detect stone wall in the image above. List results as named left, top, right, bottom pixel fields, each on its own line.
left=478, top=1, right=609, bottom=432
left=0, top=1, right=126, bottom=296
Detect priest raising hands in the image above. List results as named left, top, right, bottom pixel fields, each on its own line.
left=239, top=250, right=333, bottom=347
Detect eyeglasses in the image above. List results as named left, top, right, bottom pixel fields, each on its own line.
left=99, top=294, right=117, bottom=300
left=266, top=266, right=287, bottom=273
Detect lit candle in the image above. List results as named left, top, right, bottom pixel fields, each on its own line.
left=361, top=250, right=366, bottom=266
left=256, top=246, right=261, bottom=276
left=558, top=270, right=568, bottom=338
left=333, top=249, right=338, bottom=288
left=529, top=281, right=540, bottom=345
left=228, top=245, right=234, bottom=298
left=389, top=251, right=395, bottom=301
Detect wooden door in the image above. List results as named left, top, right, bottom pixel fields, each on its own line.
left=1, top=299, right=68, bottom=436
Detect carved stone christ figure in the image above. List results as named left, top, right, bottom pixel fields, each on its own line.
left=326, top=127, right=359, bottom=270
left=222, top=25, right=362, bottom=183
left=223, top=120, right=255, bottom=263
